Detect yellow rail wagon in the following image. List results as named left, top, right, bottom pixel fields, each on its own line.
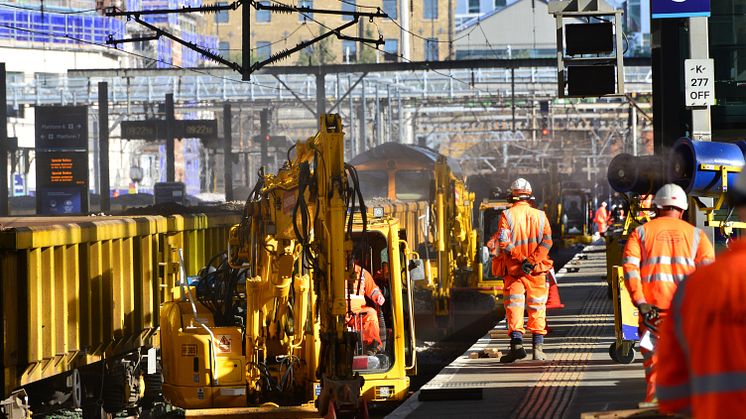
left=0, top=213, right=238, bottom=418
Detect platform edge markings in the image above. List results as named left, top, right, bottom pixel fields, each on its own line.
left=530, top=255, right=610, bottom=417
left=511, top=246, right=611, bottom=419
left=386, top=245, right=612, bottom=419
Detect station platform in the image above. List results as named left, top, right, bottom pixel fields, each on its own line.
left=388, top=245, right=646, bottom=419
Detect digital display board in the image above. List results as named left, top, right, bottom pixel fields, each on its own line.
left=121, top=120, right=165, bottom=141
left=176, top=119, right=218, bottom=139
left=35, top=105, right=89, bottom=215
left=36, top=152, right=88, bottom=186
left=37, top=187, right=83, bottom=215
left=121, top=119, right=218, bottom=140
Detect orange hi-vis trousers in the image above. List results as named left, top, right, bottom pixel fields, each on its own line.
left=348, top=306, right=382, bottom=346
left=505, top=273, right=548, bottom=336
left=640, top=314, right=668, bottom=403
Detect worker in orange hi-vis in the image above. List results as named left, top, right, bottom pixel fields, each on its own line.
left=594, top=201, right=611, bottom=237
left=348, top=258, right=386, bottom=355
left=486, top=230, right=507, bottom=278
left=622, top=183, right=715, bottom=403
left=656, top=172, right=746, bottom=418
left=497, top=178, right=553, bottom=363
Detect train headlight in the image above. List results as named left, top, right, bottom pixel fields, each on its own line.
left=375, top=385, right=394, bottom=400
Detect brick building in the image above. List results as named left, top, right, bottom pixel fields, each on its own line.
left=204, top=0, right=454, bottom=65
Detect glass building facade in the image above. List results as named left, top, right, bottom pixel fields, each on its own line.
left=710, top=0, right=746, bottom=138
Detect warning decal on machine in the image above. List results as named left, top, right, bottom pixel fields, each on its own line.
left=216, top=335, right=232, bottom=353
left=283, top=190, right=298, bottom=215
left=181, top=344, right=198, bottom=356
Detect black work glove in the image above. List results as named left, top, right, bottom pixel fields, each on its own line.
left=637, top=303, right=653, bottom=316
left=521, top=259, right=535, bottom=275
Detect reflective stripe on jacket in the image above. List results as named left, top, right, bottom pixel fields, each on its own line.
left=622, top=216, right=714, bottom=308
left=348, top=265, right=382, bottom=313
left=497, top=201, right=553, bottom=276
left=656, top=240, right=746, bottom=418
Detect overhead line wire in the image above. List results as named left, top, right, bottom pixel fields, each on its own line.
left=0, top=22, right=288, bottom=92
left=333, top=0, right=477, bottom=43
left=303, top=15, right=502, bottom=101
left=0, top=3, right=99, bottom=14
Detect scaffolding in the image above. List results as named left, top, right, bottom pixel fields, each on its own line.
left=0, top=8, right=126, bottom=45
left=0, top=4, right=217, bottom=68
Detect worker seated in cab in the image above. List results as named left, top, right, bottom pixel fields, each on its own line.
left=349, top=253, right=386, bottom=356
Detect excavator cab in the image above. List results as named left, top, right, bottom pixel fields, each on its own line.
left=559, top=188, right=593, bottom=246
left=349, top=217, right=418, bottom=404
left=473, top=200, right=511, bottom=296
left=348, top=231, right=395, bottom=374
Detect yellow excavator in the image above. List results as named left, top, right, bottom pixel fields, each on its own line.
left=157, top=115, right=419, bottom=417
left=556, top=184, right=594, bottom=247
left=428, top=156, right=478, bottom=320
left=471, top=199, right=512, bottom=299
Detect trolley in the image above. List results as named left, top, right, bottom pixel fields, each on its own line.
left=609, top=265, right=638, bottom=364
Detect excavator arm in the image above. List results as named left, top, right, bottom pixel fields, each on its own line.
left=226, top=114, right=367, bottom=417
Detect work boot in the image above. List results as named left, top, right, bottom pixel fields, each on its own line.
left=533, top=344, right=547, bottom=361
left=500, top=338, right=527, bottom=363
left=365, top=341, right=380, bottom=356
left=533, top=335, right=547, bottom=361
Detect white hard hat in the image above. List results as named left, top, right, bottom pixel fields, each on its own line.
left=601, top=201, right=607, bottom=207
left=510, top=178, right=532, bottom=197
left=653, top=183, right=688, bottom=211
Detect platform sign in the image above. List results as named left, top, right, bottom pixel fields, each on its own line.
left=35, top=105, right=89, bottom=215
left=35, top=105, right=88, bottom=150
left=13, top=173, right=24, bottom=196
left=684, top=58, right=715, bottom=107
left=652, top=0, right=710, bottom=19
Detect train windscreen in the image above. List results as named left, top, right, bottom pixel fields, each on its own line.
left=395, top=170, right=432, bottom=201
left=357, top=170, right=389, bottom=198
left=561, top=194, right=585, bottom=233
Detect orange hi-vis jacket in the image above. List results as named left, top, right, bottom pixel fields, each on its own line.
left=497, top=201, right=553, bottom=276
left=348, top=265, right=383, bottom=313
left=656, top=239, right=746, bottom=417
left=594, top=206, right=611, bottom=232
left=622, top=217, right=714, bottom=308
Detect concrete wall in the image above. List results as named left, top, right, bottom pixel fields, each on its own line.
left=454, top=0, right=558, bottom=52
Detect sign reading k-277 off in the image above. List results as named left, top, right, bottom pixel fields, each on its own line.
left=684, top=59, right=715, bottom=107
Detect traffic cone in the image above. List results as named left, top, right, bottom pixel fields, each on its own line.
left=546, top=282, right=564, bottom=309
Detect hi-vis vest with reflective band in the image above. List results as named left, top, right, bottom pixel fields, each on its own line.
left=347, top=265, right=382, bottom=313
left=622, top=217, right=714, bottom=309
left=656, top=240, right=746, bottom=418
left=497, top=201, right=553, bottom=276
